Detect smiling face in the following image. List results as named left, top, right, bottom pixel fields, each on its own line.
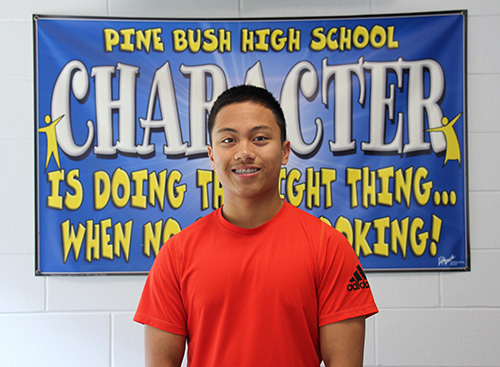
left=208, top=101, right=291, bottom=205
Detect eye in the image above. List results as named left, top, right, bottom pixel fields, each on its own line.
left=221, top=137, right=235, bottom=143
left=253, top=136, right=268, bottom=142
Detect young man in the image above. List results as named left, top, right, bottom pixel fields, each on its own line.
left=134, top=85, right=378, bottom=367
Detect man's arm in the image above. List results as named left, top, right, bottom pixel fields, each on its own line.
left=145, top=325, right=186, bottom=367
left=319, top=316, right=366, bottom=367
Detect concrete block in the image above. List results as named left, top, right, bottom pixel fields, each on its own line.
left=364, top=314, right=376, bottom=366
left=469, top=192, right=500, bottom=250
left=0, top=137, right=34, bottom=195
left=108, top=0, right=239, bottom=18
left=240, top=0, right=370, bottom=17
left=368, top=272, right=440, bottom=308
left=469, top=16, right=500, bottom=74
left=377, top=309, right=500, bottom=366
left=468, top=74, right=500, bottom=133
left=0, top=21, right=32, bottom=80
left=4, top=1, right=107, bottom=20
left=0, top=192, right=35, bottom=255
left=441, top=250, right=500, bottom=307
left=0, top=313, right=110, bottom=367
left=112, top=312, right=145, bottom=367
left=0, top=255, right=45, bottom=312
left=0, top=80, right=33, bottom=138
left=372, top=0, right=500, bottom=16
left=468, top=133, right=500, bottom=191
left=48, top=275, right=147, bottom=311
left=0, top=137, right=35, bottom=255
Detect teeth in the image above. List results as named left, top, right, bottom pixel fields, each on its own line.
left=234, top=168, right=259, bottom=174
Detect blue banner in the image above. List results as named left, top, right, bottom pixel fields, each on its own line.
left=34, top=12, right=468, bottom=273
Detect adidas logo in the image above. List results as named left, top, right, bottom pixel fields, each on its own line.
left=346, top=265, right=370, bottom=292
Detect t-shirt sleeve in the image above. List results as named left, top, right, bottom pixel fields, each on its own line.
left=133, top=238, right=188, bottom=336
left=317, top=224, right=378, bottom=327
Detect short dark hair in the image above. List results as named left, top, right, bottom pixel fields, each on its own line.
left=208, top=85, right=286, bottom=144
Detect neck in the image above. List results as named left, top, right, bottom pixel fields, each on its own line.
left=221, top=195, right=284, bottom=229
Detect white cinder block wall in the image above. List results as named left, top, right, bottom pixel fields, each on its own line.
left=1, top=1, right=499, bottom=366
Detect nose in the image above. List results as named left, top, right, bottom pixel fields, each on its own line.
left=233, top=140, right=255, bottom=162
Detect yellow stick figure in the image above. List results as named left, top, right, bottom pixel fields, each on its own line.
left=39, top=114, right=64, bottom=172
left=427, top=113, right=462, bottom=167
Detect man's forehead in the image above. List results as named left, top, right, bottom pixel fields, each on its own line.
left=217, top=100, right=271, bottom=113
left=214, top=101, right=277, bottom=125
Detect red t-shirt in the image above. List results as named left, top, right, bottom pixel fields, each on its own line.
left=134, top=201, right=378, bottom=366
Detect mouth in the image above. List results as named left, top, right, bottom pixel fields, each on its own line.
left=233, top=168, right=260, bottom=174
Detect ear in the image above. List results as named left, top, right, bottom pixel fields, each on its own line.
left=207, top=146, right=215, bottom=170
left=281, top=140, right=291, bottom=165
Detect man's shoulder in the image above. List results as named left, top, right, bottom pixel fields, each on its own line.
left=164, top=209, right=219, bottom=248
left=284, top=201, right=331, bottom=227
left=283, top=201, right=346, bottom=241
left=178, top=209, right=219, bottom=234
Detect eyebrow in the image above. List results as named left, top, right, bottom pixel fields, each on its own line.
left=215, top=125, right=273, bottom=135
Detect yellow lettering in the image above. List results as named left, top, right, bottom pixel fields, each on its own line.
left=197, top=169, right=212, bottom=210
left=135, top=29, right=152, bottom=52
left=213, top=172, right=224, bottom=209
left=370, top=25, right=386, bottom=49
left=338, top=26, right=352, bottom=51
left=152, top=28, right=164, bottom=52
left=327, top=27, right=338, bottom=50
left=354, top=218, right=373, bottom=257
left=270, top=29, right=286, bottom=51
left=288, top=28, right=301, bottom=51
left=61, top=219, right=85, bottom=263
left=387, top=26, right=399, bottom=49
left=310, top=27, right=326, bottom=51
left=395, top=167, right=413, bottom=207
left=144, top=219, right=182, bottom=257
left=188, top=29, right=202, bottom=52
left=101, top=218, right=113, bottom=260
left=119, top=28, right=135, bottom=52
left=286, top=168, right=305, bottom=207
left=61, top=219, right=133, bottom=263
left=414, top=167, right=432, bottom=205
left=103, top=28, right=120, bottom=52
left=377, top=166, right=394, bottom=206
left=85, top=220, right=100, bottom=262
left=111, top=168, right=131, bottom=208
left=309, top=25, right=398, bottom=52
left=361, top=166, right=376, bottom=208
left=346, top=168, right=361, bottom=208
left=172, top=29, right=188, bottom=51
left=321, top=168, right=336, bottom=208
left=241, top=29, right=254, bottom=52
left=47, top=170, right=65, bottom=209
left=306, top=167, right=320, bottom=209
left=143, top=220, right=163, bottom=258
left=149, top=170, right=167, bottom=211
left=373, top=217, right=390, bottom=257
left=167, top=170, right=187, bottom=209
left=94, top=171, right=111, bottom=210
left=410, top=217, right=427, bottom=256
left=391, top=217, right=409, bottom=259
left=114, top=220, right=132, bottom=262
left=353, top=25, right=369, bottom=49
left=255, top=29, right=271, bottom=51
left=202, top=29, right=217, bottom=52
left=64, top=169, right=83, bottom=210
left=279, top=167, right=287, bottom=199
left=131, top=169, right=148, bottom=209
